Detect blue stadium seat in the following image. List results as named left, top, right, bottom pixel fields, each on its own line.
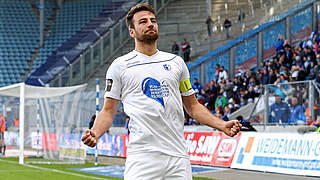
left=0, top=0, right=40, bottom=86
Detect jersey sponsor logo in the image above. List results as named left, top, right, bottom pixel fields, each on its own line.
left=105, top=79, right=113, bottom=92
left=163, top=64, right=171, bottom=71
left=179, top=78, right=192, bottom=93
left=142, top=77, right=169, bottom=107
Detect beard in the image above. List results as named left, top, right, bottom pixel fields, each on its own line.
left=135, top=30, right=159, bottom=44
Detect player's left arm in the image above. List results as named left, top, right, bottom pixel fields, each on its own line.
left=182, top=94, right=241, bottom=137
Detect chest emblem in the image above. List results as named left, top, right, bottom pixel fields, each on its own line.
left=163, top=64, right=171, bottom=71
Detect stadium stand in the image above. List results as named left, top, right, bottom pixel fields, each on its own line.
left=32, top=0, right=119, bottom=71
left=26, top=0, right=138, bottom=86
left=37, top=0, right=311, bottom=90
left=0, top=0, right=38, bottom=87
left=187, top=0, right=315, bottom=83
left=0, top=0, right=314, bottom=89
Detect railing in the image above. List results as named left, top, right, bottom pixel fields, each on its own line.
left=248, top=80, right=320, bottom=127
left=49, top=0, right=172, bottom=87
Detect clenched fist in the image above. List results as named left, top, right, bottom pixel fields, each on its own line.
left=223, top=120, right=242, bottom=137
left=81, top=129, right=98, bottom=147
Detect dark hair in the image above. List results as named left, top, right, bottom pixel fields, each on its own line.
left=236, top=116, right=243, bottom=121
left=126, top=3, right=155, bottom=29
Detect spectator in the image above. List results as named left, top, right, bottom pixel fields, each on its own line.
left=305, top=56, right=316, bottom=76
left=236, top=116, right=256, bottom=131
left=215, top=90, right=227, bottom=109
left=218, top=66, right=228, bottom=83
left=261, top=68, right=269, bottom=85
left=206, top=80, right=218, bottom=110
left=297, top=115, right=318, bottom=134
left=270, top=95, right=290, bottom=124
left=284, top=44, right=293, bottom=68
left=215, top=64, right=221, bottom=81
left=205, top=16, right=214, bottom=37
left=273, top=57, right=282, bottom=70
left=274, top=34, right=285, bottom=55
left=230, top=98, right=240, bottom=111
left=302, top=36, right=313, bottom=49
left=192, top=78, right=203, bottom=97
left=221, top=111, right=229, bottom=121
left=181, top=39, right=191, bottom=62
left=307, top=60, right=318, bottom=80
left=223, top=105, right=232, bottom=118
left=215, top=107, right=228, bottom=121
left=171, top=41, right=179, bottom=55
left=296, top=64, right=307, bottom=81
left=299, top=45, right=308, bottom=61
left=197, top=89, right=208, bottom=105
left=238, top=8, right=245, bottom=29
left=306, top=46, right=316, bottom=62
left=229, top=103, right=237, bottom=113
left=291, top=65, right=300, bottom=81
left=306, top=115, right=315, bottom=126
left=13, top=117, right=19, bottom=128
left=225, top=79, right=234, bottom=99
left=289, top=96, right=305, bottom=125
left=245, top=85, right=259, bottom=100
left=268, top=69, right=277, bottom=84
left=223, top=18, right=232, bottom=39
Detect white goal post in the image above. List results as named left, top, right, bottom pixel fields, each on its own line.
left=0, top=83, right=87, bottom=164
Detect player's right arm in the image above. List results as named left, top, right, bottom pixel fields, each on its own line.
left=81, top=97, right=119, bottom=147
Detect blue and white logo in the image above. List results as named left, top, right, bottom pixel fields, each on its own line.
left=142, top=77, right=169, bottom=107
left=163, top=64, right=171, bottom=71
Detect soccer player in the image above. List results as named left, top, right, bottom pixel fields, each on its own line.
left=82, top=3, right=241, bottom=179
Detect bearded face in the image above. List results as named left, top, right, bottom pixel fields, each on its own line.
left=135, top=26, right=158, bottom=44
left=130, top=11, right=159, bottom=44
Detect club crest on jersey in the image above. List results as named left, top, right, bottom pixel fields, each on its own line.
left=142, top=77, right=170, bottom=107
left=163, top=64, right=171, bottom=71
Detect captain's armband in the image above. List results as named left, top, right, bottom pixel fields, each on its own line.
left=179, top=78, right=192, bottom=93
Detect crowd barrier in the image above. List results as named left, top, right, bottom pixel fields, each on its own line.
left=232, top=132, right=320, bottom=177
left=4, top=130, right=320, bottom=176
left=88, top=131, right=320, bottom=177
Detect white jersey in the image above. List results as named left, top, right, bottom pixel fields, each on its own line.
left=104, top=50, right=194, bottom=158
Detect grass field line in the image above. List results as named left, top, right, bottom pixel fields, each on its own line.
left=0, top=170, right=42, bottom=172
left=0, top=159, right=109, bottom=180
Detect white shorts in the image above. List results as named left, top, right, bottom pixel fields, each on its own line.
left=124, top=152, right=192, bottom=180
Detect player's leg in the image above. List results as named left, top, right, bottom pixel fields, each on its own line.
left=164, top=156, right=192, bottom=180
left=124, top=152, right=166, bottom=180
left=2, top=143, right=5, bottom=155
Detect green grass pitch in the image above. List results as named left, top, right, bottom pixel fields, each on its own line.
left=0, top=157, right=213, bottom=180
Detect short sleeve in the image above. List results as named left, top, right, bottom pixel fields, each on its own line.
left=179, top=58, right=195, bottom=96
left=104, top=60, right=122, bottom=100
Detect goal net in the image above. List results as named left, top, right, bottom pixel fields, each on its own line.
left=0, top=83, right=87, bottom=164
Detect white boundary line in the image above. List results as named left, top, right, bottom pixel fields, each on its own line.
left=0, top=159, right=109, bottom=180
